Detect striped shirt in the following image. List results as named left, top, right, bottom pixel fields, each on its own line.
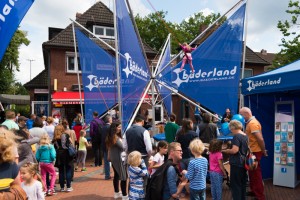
left=128, top=161, right=148, bottom=199
left=185, top=157, right=208, bottom=190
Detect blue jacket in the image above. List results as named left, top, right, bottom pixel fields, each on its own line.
left=36, top=144, right=56, bottom=163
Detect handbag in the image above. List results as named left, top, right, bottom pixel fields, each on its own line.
left=68, top=145, right=77, bottom=157
left=244, top=148, right=258, bottom=171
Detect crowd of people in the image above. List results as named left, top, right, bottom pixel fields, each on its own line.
left=0, top=106, right=267, bottom=200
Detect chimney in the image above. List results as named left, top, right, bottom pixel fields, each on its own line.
left=261, top=49, right=267, bottom=55
left=76, top=12, right=82, bottom=20
left=199, top=24, right=208, bottom=34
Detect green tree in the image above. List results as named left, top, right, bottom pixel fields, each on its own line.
left=135, top=11, right=220, bottom=54
left=0, top=29, right=30, bottom=94
left=273, top=0, right=300, bottom=68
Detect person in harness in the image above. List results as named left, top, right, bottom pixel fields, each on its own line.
left=179, top=42, right=197, bottom=73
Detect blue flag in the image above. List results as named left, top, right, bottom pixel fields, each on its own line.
left=75, top=29, right=117, bottom=124
left=116, top=0, right=150, bottom=131
left=0, top=0, right=34, bottom=61
left=164, top=3, right=246, bottom=115
left=156, top=38, right=172, bottom=115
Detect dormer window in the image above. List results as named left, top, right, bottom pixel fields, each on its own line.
left=93, top=25, right=114, bottom=39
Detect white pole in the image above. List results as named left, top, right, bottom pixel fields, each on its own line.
left=72, top=22, right=84, bottom=123
left=113, top=0, right=122, bottom=127
left=126, top=80, right=152, bottom=131
left=153, top=34, right=171, bottom=76
left=155, top=0, right=245, bottom=77
left=240, top=0, right=248, bottom=109
left=156, top=79, right=221, bottom=120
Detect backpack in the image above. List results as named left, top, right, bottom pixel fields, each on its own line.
left=145, top=159, right=181, bottom=200
left=92, top=119, right=103, bottom=143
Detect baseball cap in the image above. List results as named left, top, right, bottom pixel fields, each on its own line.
left=18, top=116, right=28, bottom=122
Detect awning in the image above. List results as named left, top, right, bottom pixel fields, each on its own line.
left=0, top=94, right=30, bottom=105
left=52, top=92, right=84, bottom=104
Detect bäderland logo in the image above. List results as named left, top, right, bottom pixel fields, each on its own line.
left=122, top=53, right=148, bottom=81
left=85, top=74, right=117, bottom=91
left=246, top=77, right=281, bottom=92
left=172, top=66, right=237, bottom=87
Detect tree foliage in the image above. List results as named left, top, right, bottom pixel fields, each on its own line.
left=273, top=0, right=300, bottom=67
left=135, top=11, right=220, bottom=54
left=0, top=29, right=30, bottom=94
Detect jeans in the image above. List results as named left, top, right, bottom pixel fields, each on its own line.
left=230, top=165, right=247, bottom=200
left=190, top=188, right=206, bottom=200
left=103, top=151, right=111, bottom=179
left=59, top=163, right=72, bottom=189
left=210, top=171, right=223, bottom=200
left=92, top=140, right=102, bottom=166
left=40, top=162, right=56, bottom=191
left=249, top=152, right=265, bottom=200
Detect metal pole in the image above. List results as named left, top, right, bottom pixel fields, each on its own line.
left=155, top=0, right=245, bottom=77
left=126, top=80, right=152, bottom=131
left=27, top=59, right=35, bottom=81
left=153, top=34, right=171, bottom=76
left=240, top=0, right=248, bottom=109
left=72, top=22, right=84, bottom=123
left=156, top=79, right=221, bottom=120
left=114, top=0, right=122, bottom=128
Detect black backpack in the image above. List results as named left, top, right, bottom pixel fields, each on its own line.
left=92, top=119, right=103, bottom=143
left=145, top=159, right=181, bottom=200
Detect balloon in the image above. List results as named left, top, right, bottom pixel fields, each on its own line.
left=221, top=122, right=231, bottom=136
left=231, top=114, right=245, bottom=126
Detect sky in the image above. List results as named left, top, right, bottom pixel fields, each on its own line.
left=15, top=0, right=291, bottom=84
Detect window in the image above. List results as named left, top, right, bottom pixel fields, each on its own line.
left=241, top=68, right=253, bottom=78
left=93, top=25, right=115, bottom=39
left=66, top=52, right=81, bottom=73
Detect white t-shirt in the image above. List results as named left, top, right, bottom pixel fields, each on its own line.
left=150, top=152, right=164, bottom=175
left=21, top=180, right=45, bottom=200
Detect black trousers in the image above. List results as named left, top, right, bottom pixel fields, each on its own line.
left=230, top=165, right=247, bottom=200
left=91, top=140, right=102, bottom=166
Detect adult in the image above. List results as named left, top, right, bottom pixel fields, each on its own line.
left=44, top=117, right=55, bottom=141
left=29, top=117, right=48, bottom=141
left=90, top=111, right=105, bottom=167
left=105, top=121, right=128, bottom=199
left=175, top=118, right=198, bottom=170
left=221, top=108, right=233, bottom=123
left=102, top=115, right=112, bottom=179
left=198, top=113, right=218, bottom=144
left=52, top=124, right=74, bottom=192
left=239, top=107, right=267, bottom=200
left=123, top=114, right=152, bottom=166
left=62, top=119, right=77, bottom=147
left=162, top=142, right=187, bottom=200
left=165, top=113, right=180, bottom=143
left=26, top=114, right=36, bottom=130
left=1, top=110, right=19, bottom=131
left=222, top=120, right=248, bottom=200
left=16, top=117, right=39, bottom=167
left=194, top=103, right=202, bottom=124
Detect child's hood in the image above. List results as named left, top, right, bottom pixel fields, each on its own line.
left=39, top=145, right=52, bottom=151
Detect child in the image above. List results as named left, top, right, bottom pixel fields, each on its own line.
left=209, top=139, right=226, bottom=200
left=20, top=162, right=45, bottom=200
left=149, top=141, right=168, bottom=176
left=148, top=144, right=157, bottom=175
left=35, top=134, right=56, bottom=196
left=182, top=139, right=207, bottom=200
left=127, top=151, right=148, bottom=200
left=76, top=130, right=89, bottom=172
left=179, top=42, right=197, bottom=73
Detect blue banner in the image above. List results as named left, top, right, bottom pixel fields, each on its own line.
left=156, top=39, right=172, bottom=115
left=116, top=0, right=150, bottom=131
left=163, top=3, right=246, bottom=115
left=75, top=29, right=117, bottom=124
left=0, top=0, right=34, bottom=61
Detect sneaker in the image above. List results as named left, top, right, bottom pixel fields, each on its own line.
left=114, top=192, right=122, bottom=199
left=81, top=168, right=87, bottom=172
left=48, top=190, right=57, bottom=196
left=122, top=195, right=129, bottom=200
left=60, top=188, right=66, bottom=192
left=66, top=187, right=73, bottom=192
